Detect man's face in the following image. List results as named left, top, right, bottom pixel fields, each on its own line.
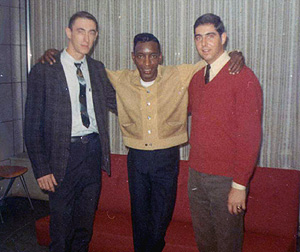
left=194, top=24, right=226, bottom=64
left=131, top=41, right=162, bottom=82
left=66, top=17, right=98, bottom=60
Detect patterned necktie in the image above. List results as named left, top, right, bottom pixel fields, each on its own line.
left=204, top=64, right=211, bottom=84
left=74, top=63, right=90, bottom=128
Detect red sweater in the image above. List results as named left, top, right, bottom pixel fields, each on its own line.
left=188, top=62, right=262, bottom=186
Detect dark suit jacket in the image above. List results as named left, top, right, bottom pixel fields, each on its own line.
left=25, top=53, right=116, bottom=184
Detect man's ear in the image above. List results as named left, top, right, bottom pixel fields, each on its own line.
left=159, top=53, right=163, bottom=64
left=221, top=32, right=227, bottom=45
left=65, top=27, right=72, bottom=40
left=131, top=52, right=136, bottom=62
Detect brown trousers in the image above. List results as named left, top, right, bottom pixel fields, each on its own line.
left=188, top=168, right=244, bottom=252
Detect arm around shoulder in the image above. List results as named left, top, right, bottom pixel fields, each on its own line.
left=97, top=63, right=117, bottom=114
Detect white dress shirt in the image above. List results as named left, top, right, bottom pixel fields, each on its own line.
left=60, top=49, right=98, bottom=136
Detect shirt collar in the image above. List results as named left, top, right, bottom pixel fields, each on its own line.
left=140, top=78, right=155, bottom=87
left=208, top=51, right=230, bottom=77
left=61, top=48, right=87, bottom=68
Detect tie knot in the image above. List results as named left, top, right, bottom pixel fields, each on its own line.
left=206, top=64, right=211, bottom=70
left=74, top=62, right=82, bottom=69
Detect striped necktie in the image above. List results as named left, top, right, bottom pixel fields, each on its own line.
left=74, top=63, right=90, bottom=128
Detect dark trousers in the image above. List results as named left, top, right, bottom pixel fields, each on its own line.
left=49, top=136, right=102, bottom=252
left=188, top=168, right=244, bottom=252
left=127, top=147, right=179, bottom=252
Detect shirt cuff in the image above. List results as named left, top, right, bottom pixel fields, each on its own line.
left=232, top=181, right=246, bottom=190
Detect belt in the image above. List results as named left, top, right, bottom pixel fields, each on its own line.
left=71, top=133, right=99, bottom=144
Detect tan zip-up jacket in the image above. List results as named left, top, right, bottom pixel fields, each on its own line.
left=107, top=61, right=205, bottom=150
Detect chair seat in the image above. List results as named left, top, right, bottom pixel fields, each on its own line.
left=0, top=166, right=28, bottom=178
left=0, top=165, right=33, bottom=223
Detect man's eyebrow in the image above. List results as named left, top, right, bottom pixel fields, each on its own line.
left=76, top=28, right=97, bottom=33
left=205, top=32, right=217, bottom=36
left=195, top=32, right=217, bottom=37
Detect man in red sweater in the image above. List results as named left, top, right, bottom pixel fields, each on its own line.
left=188, top=13, right=262, bottom=252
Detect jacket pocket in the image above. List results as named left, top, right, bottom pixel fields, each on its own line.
left=122, top=122, right=134, bottom=127
left=167, top=121, right=184, bottom=126
left=121, top=123, right=142, bottom=139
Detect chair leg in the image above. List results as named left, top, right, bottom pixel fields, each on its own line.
left=0, top=209, right=3, bottom=224
left=0, top=178, right=15, bottom=224
left=0, top=178, right=16, bottom=201
left=20, top=175, right=34, bottom=210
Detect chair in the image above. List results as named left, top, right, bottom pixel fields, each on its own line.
left=0, top=166, right=34, bottom=223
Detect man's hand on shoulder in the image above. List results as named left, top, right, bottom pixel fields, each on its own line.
left=228, top=51, right=245, bottom=74
left=227, top=187, right=246, bottom=215
left=37, top=49, right=59, bottom=65
left=37, top=174, right=58, bottom=192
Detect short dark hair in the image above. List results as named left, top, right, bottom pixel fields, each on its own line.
left=68, top=11, right=99, bottom=32
left=133, top=33, right=161, bottom=53
left=194, top=13, right=225, bottom=36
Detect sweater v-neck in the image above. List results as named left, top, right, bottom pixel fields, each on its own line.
left=201, top=61, right=231, bottom=89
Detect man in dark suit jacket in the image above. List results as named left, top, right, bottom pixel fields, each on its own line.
left=24, top=11, right=116, bottom=252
